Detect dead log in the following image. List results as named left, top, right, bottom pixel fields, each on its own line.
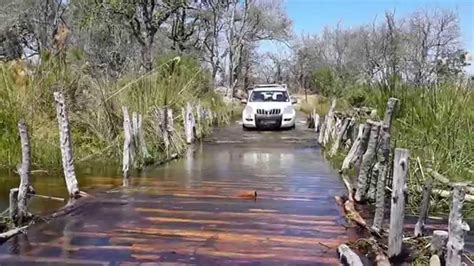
left=330, top=118, right=352, bottom=157
left=344, top=200, right=367, bottom=228
left=53, top=91, right=80, bottom=198
left=337, top=244, right=363, bottom=266
left=414, top=178, right=433, bottom=237
left=355, top=121, right=380, bottom=202
left=382, top=98, right=399, bottom=133
left=430, top=230, right=448, bottom=256
left=371, top=132, right=390, bottom=233
left=446, top=184, right=470, bottom=265
left=122, top=106, right=134, bottom=181
left=17, top=119, right=33, bottom=225
left=0, top=225, right=29, bottom=241
left=388, top=148, right=409, bottom=258
left=427, top=168, right=474, bottom=195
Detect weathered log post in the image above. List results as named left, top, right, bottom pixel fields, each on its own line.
left=388, top=148, right=409, bottom=258
left=122, top=106, right=134, bottom=181
left=9, top=188, right=19, bottom=224
left=446, top=184, right=470, bottom=265
left=153, top=107, right=169, bottom=155
left=341, top=124, right=364, bottom=172
left=414, top=178, right=433, bottom=237
left=17, top=120, right=33, bottom=225
left=330, top=117, right=351, bottom=157
left=431, top=230, right=448, bottom=256
left=314, top=113, right=321, bottom=133
left=371, top=131, right=390, bottom=233
left=196, top=102, right=202, bottom=138
left=136, top=113, right=150, bottom=160
left=317, top=115, right=327, bottom=144
left=382, top=98, right=399, bottom=134
left=53, top=92, right=80, bottom=198
left=184, top=102, right=196, bottom=144
left=354, top=121, right=380, bottom=202
left=337, top=244, right=363, bottom=266
left=322, top=99, right=337, bottom=146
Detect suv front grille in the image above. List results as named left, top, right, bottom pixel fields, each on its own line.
left=256, top=109, right=281, bottom=115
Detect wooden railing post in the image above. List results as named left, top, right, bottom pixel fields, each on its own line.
left=388, top=148, right=409, bottom=258
left=355, top=121, right=380, bottom=202
left=431, top=230, right=448, bottom=256
left=329, top=117, right=351, bottom=157
left=414, top=178, right=433, bottom=237
left=383, top=98, right=399, bottom=134
left=17, top=120, right=33, bottom=225
left=371, top=131, right=390, bottom=233
left=323, top=99, right=336, bottom=146
left=184, top=102, right=196, bottom=144
left=54, top=92, right=80, bottom=198
left=9, top=188, right=19, bottom=225
left=122, top=106, right=133, bottom=181
left=446, top=184, right=470, bottom=265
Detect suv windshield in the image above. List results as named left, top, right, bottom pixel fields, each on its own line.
left=249, top=90, right=289, bottom=102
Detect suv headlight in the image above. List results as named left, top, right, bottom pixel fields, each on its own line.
left=284, top=106, right=294, bottom=115
left=244, top=106, right=253, bottom=115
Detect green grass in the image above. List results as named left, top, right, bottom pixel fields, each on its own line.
left=0, top=54, right=231, bottom=170
left=311, top=82, right=473, bottom=217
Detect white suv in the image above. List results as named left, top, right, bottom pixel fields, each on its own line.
left=241, top=85, right=297, bottom=130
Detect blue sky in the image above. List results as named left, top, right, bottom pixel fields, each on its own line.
left=261, top=0, right=474, bottom=67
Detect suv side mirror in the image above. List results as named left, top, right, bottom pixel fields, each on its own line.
left=241, top=98, right=248, bottom=104
left=291, top=97, right=297, bottom=104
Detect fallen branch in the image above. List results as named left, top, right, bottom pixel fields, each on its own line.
left=28, top=193, right=65, bottom=202
left=0, top=224, right=29, bottom=241
left=426, top=168, right=474, bottom=195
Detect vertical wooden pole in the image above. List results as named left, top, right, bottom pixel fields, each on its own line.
left=351, top=123, right=372, bottom=170
left=388, top=148, right=409, bottom=258
left=323, top=99, right=336, bottom=146
left=9, top=188, right=19, bottom=225
left=341, top=124, right=364, bottom=172
left=122, top=106, right=133, bottom=181
left=317, top=115, right=326, bottom=144
left=355, top=121, right=380, bottom=202
left=137, top=113, right=150, bottom=159
left=184, top=102, right=195, bottom=144
left=371, top=132, right=391, bottom=233
left=431, top=230, right=448, bottom=256
left=17, top=120, right=33, bottom=225
left=54, top=92, right=80, bottom=198
left=314, top=113, right=320, bottom=133
left=196, top=102, right=202, bottom=138
left=330, top=117, right=351, bottom=156
left=383, top=98, right=399, bottom=133
left=446, top=184, right=470, bottom=265
left=414, top=179, right=433, bottom=237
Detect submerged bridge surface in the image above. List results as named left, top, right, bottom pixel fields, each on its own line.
left=0, top=117, right=361, bottom=265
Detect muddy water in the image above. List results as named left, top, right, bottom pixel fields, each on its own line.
left=0, top=119, right=363, bottom=265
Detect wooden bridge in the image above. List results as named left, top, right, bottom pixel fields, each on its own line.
left=0, top=119, right=362, bottom=265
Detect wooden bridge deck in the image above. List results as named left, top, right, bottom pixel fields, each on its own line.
left=0, top=120, right=362, bottom=265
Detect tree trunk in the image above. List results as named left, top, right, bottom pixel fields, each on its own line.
left=388, top=148, right=410, bottom=258
left=446, top=184, right=470, bottom=265
left=355, top=121, right=380, bottom=202
left=323, top=99, right=337, bottom=146
left=53, top=92, right=80, bottom=198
